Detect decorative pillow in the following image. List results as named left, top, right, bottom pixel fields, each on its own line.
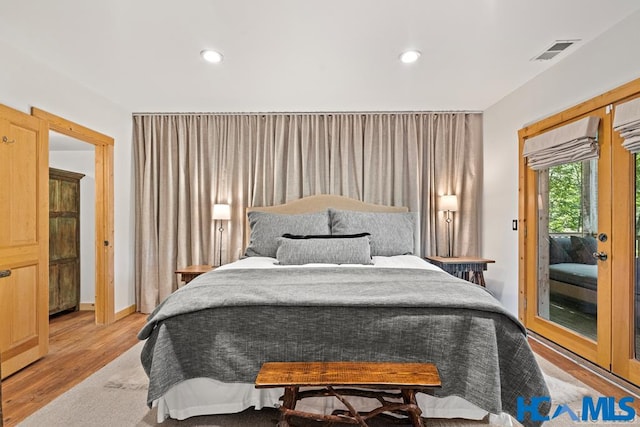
left=275, top=235, right=373, bottom=265
left=549, top=236, right=572, bottom=264
left=569, top=235, right=597, bottom=265
left=245, top=211, right=330, bottom=258
left=328, top=208, right=416, bottom=256
left=282, top=232, right=371, bottom=239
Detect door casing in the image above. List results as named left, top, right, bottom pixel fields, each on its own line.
left=31, top=108, right=115, bottom=325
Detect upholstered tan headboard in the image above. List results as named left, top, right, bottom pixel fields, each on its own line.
left=243, top=194, right=411, bottom=251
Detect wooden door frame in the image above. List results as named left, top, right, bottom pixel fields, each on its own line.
left=31, top=108, right=115, bottom=325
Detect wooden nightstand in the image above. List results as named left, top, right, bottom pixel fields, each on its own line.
left=175, top=265, right=214, bottom=285
left=424, top=256, right=495, bottom=287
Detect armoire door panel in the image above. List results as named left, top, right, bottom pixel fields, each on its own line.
left=48, top=264, right=59, bottom=313
left=48, top=218, right=59, bottom=261
left=54, top=217, right=78, bottom=260
left=49, top=178, right=59, bottom=212
left=58, top=180, right=79, bottom=213
left=57, top=260, right=79, bottom=311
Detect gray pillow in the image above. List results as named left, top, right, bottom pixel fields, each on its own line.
left=275, top=236, right=373, bottom=265
left=245, top=210, right=330, bottom=257
left=329, top=208, right=416, bottom=256
left=549, top=236, right=572, bottom=264
left=569, top=235, right=597, bottom=265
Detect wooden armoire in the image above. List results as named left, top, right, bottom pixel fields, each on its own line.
left=49, top=168, right=85, bottom=315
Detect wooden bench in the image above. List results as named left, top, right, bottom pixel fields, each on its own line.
left=255, top=361, right=441, bottom=427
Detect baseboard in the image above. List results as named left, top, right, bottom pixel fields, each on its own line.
left=115, top=304, right=137, bottom=321
left=79, top=303, right=95, bottom=311
left=528, top=330, right=640, bottom=398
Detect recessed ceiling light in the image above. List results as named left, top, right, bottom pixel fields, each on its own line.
left=201, top=49, right=223, bottom=64
left=399, top=50, right=421, bottom=64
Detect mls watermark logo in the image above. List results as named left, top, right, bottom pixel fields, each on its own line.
left=517, top=396, right=636, bottom=423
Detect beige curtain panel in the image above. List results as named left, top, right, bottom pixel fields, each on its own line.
left=523, top=116, right=600, bottom=170
left=133, top=113, right=482, bottom=313
left=614, top=97, right=640, bottom=153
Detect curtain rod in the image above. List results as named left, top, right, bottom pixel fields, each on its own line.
left=132, top=110, right=482, bottom=116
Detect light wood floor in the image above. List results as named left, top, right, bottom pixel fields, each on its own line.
left=1, top=310, right=147, bottom=427
left=528, top=338, right=639, bottom=406
left=1, top=310, right=639, bottom=426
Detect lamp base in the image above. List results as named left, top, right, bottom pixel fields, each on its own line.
left=445, top=213, right=453, bottom=258
left=217, top=225, right=224, bottom=267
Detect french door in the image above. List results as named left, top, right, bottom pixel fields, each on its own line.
left=611, top=93, right=640, bottom=384
left=521, top=107, right=612, bottom=369
left=520, top=80, right=640, bottom=386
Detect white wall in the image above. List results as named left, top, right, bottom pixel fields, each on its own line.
left=0, top=39, right=135, bottom=313
left=483, top=10, right=640, bottom=315
left=49, top=150, right=96, bottom=305
left=5, top=8, right=640, bottom=318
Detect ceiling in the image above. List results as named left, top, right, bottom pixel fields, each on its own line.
left=1, top=0, right=639, bottom=113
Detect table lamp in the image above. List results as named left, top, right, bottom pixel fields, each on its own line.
left=438, top=195, right=458, bottom=257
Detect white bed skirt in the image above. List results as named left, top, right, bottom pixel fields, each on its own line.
left=153, top=378, right=514, bottom=426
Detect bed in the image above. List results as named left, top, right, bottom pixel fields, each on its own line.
left=138, top=195, right=549, bottom=427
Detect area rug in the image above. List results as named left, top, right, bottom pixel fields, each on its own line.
left=19, top=342, right=598, bottom=427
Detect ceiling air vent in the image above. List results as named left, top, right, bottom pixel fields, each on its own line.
left=531, top=39, right=580, bottom=61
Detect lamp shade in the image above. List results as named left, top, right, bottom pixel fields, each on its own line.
left=212, top=204, right=231, bottom=220
left=438, top=195, right=458, bottom=212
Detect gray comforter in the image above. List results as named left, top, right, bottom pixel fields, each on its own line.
left=139, top=267, right=550, bottom=427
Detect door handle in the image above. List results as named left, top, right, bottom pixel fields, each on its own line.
left=592, top=251, right=608, bottom=261
left=0, top=269, right=11, bottom=278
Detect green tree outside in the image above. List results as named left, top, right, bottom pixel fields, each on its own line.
left=549, top=162, right=583, bottom=233
left=548, top=156, right=640, bottom=247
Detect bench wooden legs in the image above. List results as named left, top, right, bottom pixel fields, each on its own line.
left=278, top=387, right=296, bottom=427
left=402, top=389, right=425, bottom=427
left=278, top=386, right=426, bottom=427
left=256, top=361, right=439, bottom=427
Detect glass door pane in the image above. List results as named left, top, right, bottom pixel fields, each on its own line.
left=538, top=159, right=598, bottom=340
